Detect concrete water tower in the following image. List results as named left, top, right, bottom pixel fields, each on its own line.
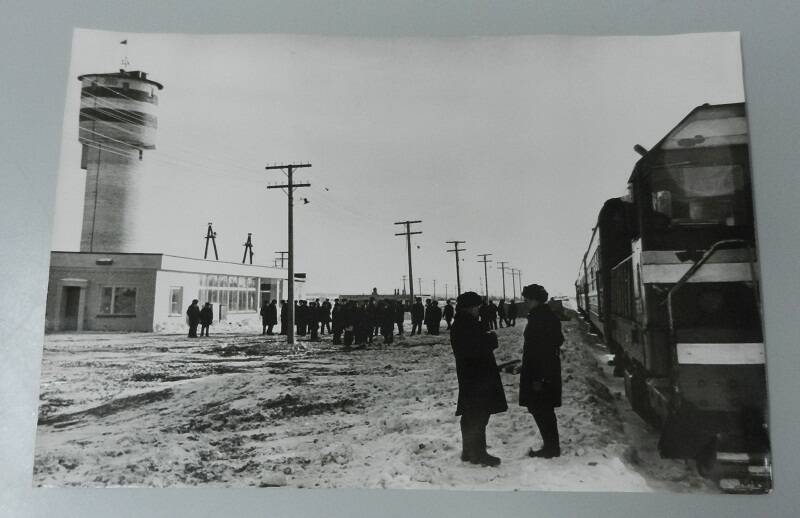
left=77, top=69, right=164, bottom=252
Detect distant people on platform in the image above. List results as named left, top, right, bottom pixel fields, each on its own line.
left=279, top=300, right=288, bottom=335
left=368, top=298, right=379, bottom=339
left=186, top=299, right=201, bottom=338
left=425, top=299, right=442, bottom=335
left=450, top=291, right=507, bottom=467
left=519, top=283, right=565, bottom=459
left=497, top=300, right=507, bottom=328
left=443, top=299, right=455, bottom=330
left=199, top=302, right=213, bottom=337
left=411, top=297, right=425, bottom=335
left=261, top=299, right=278, bottom=335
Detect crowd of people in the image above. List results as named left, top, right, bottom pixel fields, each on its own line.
left=186, top=295, right=521, bottom=343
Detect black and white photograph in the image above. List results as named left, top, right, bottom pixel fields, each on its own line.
left=32, top=28, right=771, bottom=493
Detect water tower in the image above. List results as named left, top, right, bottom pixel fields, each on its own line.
left=77, top=69, right=164, bottom=252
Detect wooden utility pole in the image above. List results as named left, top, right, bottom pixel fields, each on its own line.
left=478, top=253, right=493, bottom=303
left=433, top=279, right=437, bottom=299
left=274, top=251, right=288, bottom=268
left=242, top=233, right=254, bottom=264
left=516, top=269, right=523, bottom=293
left=204, top=222, right=219, bottom=260
left=446, top=240, right=466, bottom=296
left=394, top=220, right=422, bottom=305
left=511, top=268, right=518, bottom=301
left=497, top=261, right=509, bottom=301
left=266, top=163, right=311, bottom=346
left=402, top=275, right=407, bottom=295
left=418, top=277, right=422, bottom=297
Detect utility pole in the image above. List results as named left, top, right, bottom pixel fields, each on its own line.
left=242, top=233, right=254, bottom=264
left=510, top=268, right=518, bottom=301
left=497, top=261, right=509, bottom=301
left=478, top=254, right=493, bottom=303
left=433, top=279, right=437, bottom=299
left=204, top=222, right=219, bottom=260
left=274, top=251, right=288, bottom=268
left=401, top=275, right=407, bottom=295
left=266, top=162, right=311, bottom=346
left=418, top=277, right=422, bottom=297
left=394, top=220, right=422, bottom=305
left=446, top=240, right=466, bottom=296
left=516, top=269, right=523, bottom=293
left=445, top=283, right=448, bottom=300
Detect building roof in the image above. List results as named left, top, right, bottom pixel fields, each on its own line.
left=77, top=70, right=164, bottom=90
left=50, top=251, right=287, bottom=279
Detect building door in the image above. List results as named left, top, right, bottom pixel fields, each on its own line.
left=62, top=286, right=82, bottom=331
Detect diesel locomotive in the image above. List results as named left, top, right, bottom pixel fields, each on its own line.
left=575, top=103, right=771, bottom=492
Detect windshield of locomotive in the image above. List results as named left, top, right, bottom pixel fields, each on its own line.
left=649, top=165, right=747, bottom=226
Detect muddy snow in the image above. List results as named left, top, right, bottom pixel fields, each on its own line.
left=33, top=318, right=717, bottom=492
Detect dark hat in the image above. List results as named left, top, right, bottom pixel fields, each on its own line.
left=456, top=291, right=483, bottom=308
left=521, top=284, right=548, bottom=303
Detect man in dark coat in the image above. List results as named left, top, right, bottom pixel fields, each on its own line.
left=342, top=300, right=356, bottom=348
left=367, top=298, right=379, bottom=339
left=279, top=300, right=288, bottom=335
left=199, top=302, right=213, bottom=337
left=443, top=299, right=455, bottom=330
left=450, top=291, right=508, bottom=467
left=393, top=301, right=405, bottom=336
left=186, top=299, right=201, bottom=338
left=263, top=299, right=278, bottom=335
left=478, top=302, right=491, bottom=331
left=380, top=300, right=395, bottom=345
left=427, top=300, right=442, bottom=335
left=331, top=299, right=343, bottom=344
left=497, top=300, right=507, bottom=328
left=488, top=300, right=499, bottom=330
left=308, top=301, right=320, bottom=341
left=410, top=297, right=425, bottom=335
left=320, top=299, right=332, bottom=335
left=507, top=300, right=518, bottom=326
left=519, top=284, right=565, bottom=458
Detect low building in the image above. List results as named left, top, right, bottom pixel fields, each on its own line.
left=45, top=251, right=287, bottom=333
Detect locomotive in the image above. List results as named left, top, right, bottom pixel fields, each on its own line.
left=575, top=103, right=771, bottom=492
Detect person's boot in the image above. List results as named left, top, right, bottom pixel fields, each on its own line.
left=471, top=428, right=501, bottom=467
left=528, top=446, right=561, bottom=458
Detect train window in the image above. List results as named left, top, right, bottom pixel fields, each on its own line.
left=648, top=165, right=745, bottom=226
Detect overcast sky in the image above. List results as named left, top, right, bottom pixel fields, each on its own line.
left=52, top=29, right=745, bottom=298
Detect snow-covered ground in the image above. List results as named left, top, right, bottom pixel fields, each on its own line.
left=33, top=317, right=717, bottom=492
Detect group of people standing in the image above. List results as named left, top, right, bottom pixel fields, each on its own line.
left=185, top=299, right=214, bottom=338
left=450, top=284, right=564, bottom=466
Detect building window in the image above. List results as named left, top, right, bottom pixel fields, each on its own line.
left=100, top=286, right=137, bottom=315
left=196, top=275, right=258, bottom=313
left=169, top=287, right=183, bottom=315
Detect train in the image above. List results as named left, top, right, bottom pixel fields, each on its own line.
left=574, top=103, right=771, bottom=492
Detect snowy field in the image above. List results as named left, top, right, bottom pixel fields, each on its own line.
left=33, top=317, right=717, bottom=492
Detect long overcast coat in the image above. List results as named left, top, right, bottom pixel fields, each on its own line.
left=519, top=304, right=565, bottom=408
left=450, top=312, right=508, bottom=416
